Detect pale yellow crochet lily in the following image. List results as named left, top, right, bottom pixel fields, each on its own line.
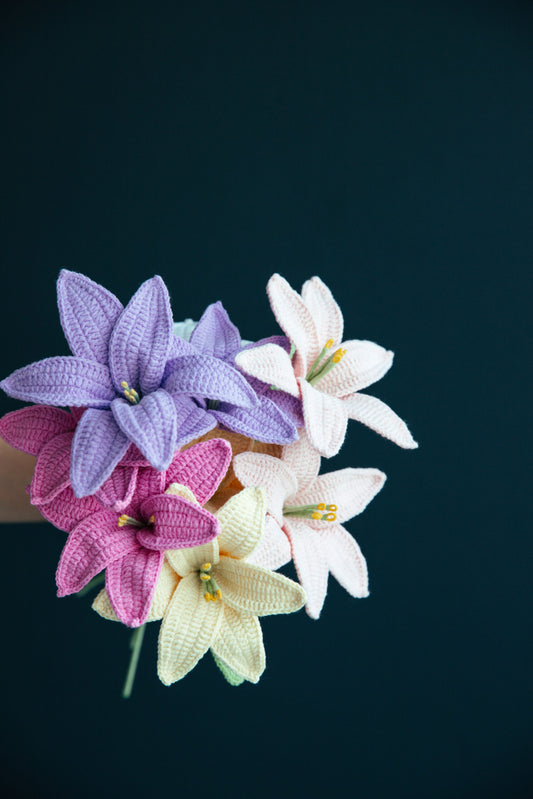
left=93, top=483, right=306, bottom=684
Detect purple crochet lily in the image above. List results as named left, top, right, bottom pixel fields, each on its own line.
left=0, top=271, right=260, bottom=497
left=188, top=300, right=303, bottom=437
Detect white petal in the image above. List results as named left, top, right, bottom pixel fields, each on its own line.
left=266, top=273, right=319, bottom=375
left=233, top=452, right=297, bottom=523
left=247, top=515, right=292, bottom=570
left=318, top=340, right=393, bottom=397
left=322, top=524, right=369, bottom=598
left=343, top=392, right=418, bottom=449
left=300, top=378, right=348, bottom=458
left=281, top=429, right=321, bottom=494
left=284, top=518, right=329, bottom=619
left=301, top=276, right=343, bottom=349
left=235, top=344, right=300, bottom=396
left=294, top=467, right=386, bottom=525
left=166, top=539, right=218, bottom=577
left=215, top=557, right=305, bottom=616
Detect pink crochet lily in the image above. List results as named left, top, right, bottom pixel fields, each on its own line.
left=233, top=432, right=386, bottom=618
left=235, top=274, right=418, bottom=457
left=53, top=438, right=232, bottom=627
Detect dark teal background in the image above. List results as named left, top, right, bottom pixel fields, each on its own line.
left=1, top=2, right=531, bottom=797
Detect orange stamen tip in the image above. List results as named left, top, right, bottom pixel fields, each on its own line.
left=311, top=511, right=322, bottom=520
left=325, top=339, right=334, bottom=348
left=325, top=512, right=337, bottom=522
left=317, top=503, right=326, bottom=511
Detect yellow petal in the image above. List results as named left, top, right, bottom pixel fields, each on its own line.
left=91, top=560, right=179, bottom=622
left=216, top=487, right=266, bottom=559
left=165, top=482, right=199, bottom=504
left=166, top=538, right=219, bottom=577
left=211, top=606, right=265, bottom=683
left=157, top=573, right=224, bottom=685
left=216, top=557, right=306, bottom=616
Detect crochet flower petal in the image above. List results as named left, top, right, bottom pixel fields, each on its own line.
left=31, top=431, right=73, bottom=504
left=0, top=357, right=116, bottom=407
left=233, top=453, right=296, bottom=523
left=111, top=389, right=177, bottom=471
left=106, top=547, right=164, bottom=627
left=166, top=538, right=218, bottom=578
left=284, top=518, right=329, bottom=619
left=157, top=573, right=224, bottom=685
left=57, top=270, right=123, bottom=364
left=172, top=395, right=217, bottom=448
left=300, top=378, right=348, bottom=457
left=343, top=392, right=418, bottom=449
left=212, top=395, right=297, bottom=445
left=294, top=467, right=386, bottom=525
left=322, top=524, right=369, bottom=598
left=0, top=406, right=75, bottom=456
left=266, top=273, right=319, bottom=374
left=132, top=466, right=166, bottom=505
left=189, top=301, right=241, bottom=359
left=215, top=558, right=306, bottom=616
left=56, top=510, right=137, bottom=596
left=246, top=515, right=292, bottom=571
left=165, top=438, right=232, bottom=505
left=164, top=354, right=257, bottom=408
left=235, top=344, right=300, bottom=397
left=301, top=276, right=344, bottom=350
left=92, top=560, right=179, bottom=622
left=37, top=485, right=104, bottom=532
left=95, top=464, right=139, bottom=512
left=318, top=340, right=394, bottom=397
left=211, top=607, right=265, bottom=683
left=282, top=430, right=321, bottom=493
left=137, top=495, right=220, bottom=550
left=108, top=275, right=172, bottom=395
left=70, top=408, right=130, bottom=497
left=215, top=486, right=266, bottom=559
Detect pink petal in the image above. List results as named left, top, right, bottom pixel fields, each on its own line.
left=0, top=406, right=74, bottom=456
left=106, top=547, right=164, bottom=627
left=37, top=485, right=104, bottom=532
left=281, top=430, right=321, bottom=493
left=247, top=515, right=291, bottom=571
left=56, top=510, right=137, bottom=595
left=235, top=345, right=300, bottom=397
left=138, top=494, right=220, bottom=550
left=284, top=518, right=329, bottom=619
left=294, top=467, right=386, bottom=525
left=322, top=524, right=368, bottom=598
left=164, top=438, right=232, bottom=505
left=266, top=274, right=319, bottom=376
left=317, top=340, right=394, bottom=397
left=299, top=378, right=348, bottom=458
left=301, top=276, right=343, bottom=350
left=343, top=392, right=418, bottom=449
left=31, top=432, right=73, bottom=504
left=233, top=452, right=296, bottom=523
left=95, top=465, right=139, bottom=512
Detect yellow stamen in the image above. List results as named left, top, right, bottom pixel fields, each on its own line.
left=117, top=514, right=128, bottom=527
left=120, top=381, right=128, bottom=388
left=200, top=573, right=210, bottom=582
left=317, top=503, right=326, bottom=511
left=148, top=515, right=155, bottom=524
left=332, top=348, right=347, bottom=363
left=311, top=511, right=322, bottom=520
left=204, top=592, right=213, bottom=602
left=325, top=512, right=337, bottom=522
left=202, top=562, right=212, bottom=571
left=325, top=339, right=334, bottom=348
left=327, top=504, right=337, bottom=512
left=216, top=589, right=222, bottom=600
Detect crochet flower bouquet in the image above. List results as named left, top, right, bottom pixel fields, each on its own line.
left=0, top=271, right=417, bottom=695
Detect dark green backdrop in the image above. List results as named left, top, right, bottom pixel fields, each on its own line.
left=1, top=2, right=531, bottom=798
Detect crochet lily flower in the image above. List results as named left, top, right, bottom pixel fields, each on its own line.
left=235, top=274, right=418, bottom=457
left=233, top=432, right=386, bottom=618
left=187, top=300, right=302, bottom=439
left=0, top=271, right=258, bottom=496
left=53, top=438, right=232, bottom=627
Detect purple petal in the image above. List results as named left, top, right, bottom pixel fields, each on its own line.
left=111, top=388, right=177, bottom=471
left=247, top=376, right=304, bottom=427
left=31, top=431, right=73, bottom=504
left=165, top=438, right=232, bottom=504
left=56, top=510, right=137, bottom=596
left=164, top=354, right=257, bottom=408
left=189, top=302, right=241, bottom=359
left=212, top=395, right=298, bottom=444
left=1, top=357, right=116, bottom=407
left=108, top=275, right=173, bottom=395
left=37, top=485, right=105, bottom=532
left=0, top=406, right=75, bottom=456
left=106, top=547, right=164, bottom=627
left=238, top=334, right=291, bottom=354
left=172, top=395, right=217, bottom=447
left=95, top=464, right=139, bottom=512
left=57, top=270, right=123, bottom=363
left=70, top=408, right=130, bottom=497
left=137, top=494, right=220, bottom=550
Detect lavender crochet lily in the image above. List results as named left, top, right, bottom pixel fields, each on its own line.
left=0, top=271, right=296, bottom=497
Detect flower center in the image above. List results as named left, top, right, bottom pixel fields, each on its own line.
left=117, top=514, right=155, bottom=528
left=283, top=502, right=337, bottom=522
left=305, top=340, right=346, bottom=385
left=199, top=561, right=222, bottom=602
left=120, top=381, right=141, bottom=404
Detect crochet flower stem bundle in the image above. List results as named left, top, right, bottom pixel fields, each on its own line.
left=0, top=270, right=417, bottom=696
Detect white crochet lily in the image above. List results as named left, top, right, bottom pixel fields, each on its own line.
left=235, top=274, right=417, bottom=457
left=234, top=432, right=386, bottom=619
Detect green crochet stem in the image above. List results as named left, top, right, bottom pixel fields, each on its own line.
left=75, top=573, right=105, bottom=597
left=122, top=624, right=146, bottom=699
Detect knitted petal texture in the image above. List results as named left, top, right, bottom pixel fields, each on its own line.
left=301, top=276, right=343, bottom=350
left=211, top=607, right=265, bottom=683
left=211, top=397, right=297, bottom=444
left=163, top=354, right=257, bottom=408
left=266, top=273, right=319, bottom=375
left=343, top=392, right=418, bottom=449
left=246, top=515, right=292, bottom=571
left=215, top=486, right=266, bottom=559
left=57, top=270, right=123, bottom=364
left=189, top=301, right=241, bottom=359
left=215, top=558, right=306, bottom=616
left=322, top=525, right=369, bottom=599
left=111, top=389, right=177, bottom=471
left=318, top=340, right=393, bottom=397
left=0, top=406, right=75, bottom=456
left=92, top=560, right=179, bottom=623
left=31, top=432, right=73, bottom=504
left=284, top=519, right=330, bottom=619
left=0, top=357, right=116, bottom=407
left=106, top=547, right=164, bottom=628
left=70, top=408, right=130, bottom=497
left=137, top=495, right=220, bottom=550
left=299, top=378, right=348, bottom=457
left=164, top=438, right=232, bottom=505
